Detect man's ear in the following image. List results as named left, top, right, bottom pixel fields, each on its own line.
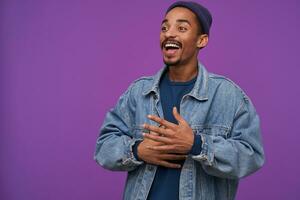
left=196, top=34, right=209, bottom=49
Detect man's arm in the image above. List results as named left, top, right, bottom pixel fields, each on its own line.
left=194, top=95, right=265, bottom=179
left=94, top=84, right=143, bottom=171
left=143, top=97, right=265, bottom=179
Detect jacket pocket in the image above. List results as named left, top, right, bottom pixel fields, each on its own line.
left=191, top=125, right=230, bottom=138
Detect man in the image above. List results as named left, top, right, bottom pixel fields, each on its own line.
left=94, top=1, right=265, bottom=200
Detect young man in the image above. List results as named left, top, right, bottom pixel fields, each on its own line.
left=94, top=1, right=265, bottom=200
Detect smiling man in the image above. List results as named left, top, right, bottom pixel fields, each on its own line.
left=94, top=1, right=265, bottom=200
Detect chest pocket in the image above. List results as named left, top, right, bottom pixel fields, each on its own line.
left=191, top=125, right=230, bottom=139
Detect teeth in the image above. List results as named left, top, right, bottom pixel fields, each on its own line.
left=165, top=43, right=180, bottom=48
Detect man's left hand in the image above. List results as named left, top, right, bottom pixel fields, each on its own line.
left=143, top=107, right=194, bottom=154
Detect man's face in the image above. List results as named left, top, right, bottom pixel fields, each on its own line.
left=160, top=7, right=202, bottom=66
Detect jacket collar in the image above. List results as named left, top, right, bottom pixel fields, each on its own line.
left=142, top=62, right=209, bottom=101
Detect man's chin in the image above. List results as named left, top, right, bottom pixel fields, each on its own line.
left=163, top=58, right=180, bottom=66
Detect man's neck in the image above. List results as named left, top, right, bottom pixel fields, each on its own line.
left=167, top=59, right=198, bottom=82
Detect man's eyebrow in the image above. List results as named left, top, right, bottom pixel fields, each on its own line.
left=161, top=19, right=192, bottom=26
left=176, top=19, right=191, bottom=26
left=161, top=19, right=168, bottom=24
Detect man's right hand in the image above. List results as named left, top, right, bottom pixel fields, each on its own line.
left=137, top=135, right=187, bottom=168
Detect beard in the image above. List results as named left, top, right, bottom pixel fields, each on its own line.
left=164, top=59, right=180, bottom=66
left=163, top=57, right=181, bottom=66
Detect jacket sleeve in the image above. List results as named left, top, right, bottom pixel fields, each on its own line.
left=192, top=95, right=265, bottom=179
left=94, top=84, right=143, bottom=171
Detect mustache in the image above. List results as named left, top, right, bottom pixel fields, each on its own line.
left=161, top=39, right=182, bottom=49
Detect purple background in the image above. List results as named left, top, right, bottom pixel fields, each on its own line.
left=1, top=0, right=300, bottom=199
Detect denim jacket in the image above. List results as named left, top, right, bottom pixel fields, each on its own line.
left=94, top=63, right=265, bottom=200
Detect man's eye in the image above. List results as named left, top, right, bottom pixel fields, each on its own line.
left=179, top=26, right=187, bottom=32
left=161, top=26, right=168, bottom=32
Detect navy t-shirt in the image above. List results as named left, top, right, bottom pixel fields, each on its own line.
left=147, top=70, right=200, bottom=200
left=132, top=69, right=202, bottom=200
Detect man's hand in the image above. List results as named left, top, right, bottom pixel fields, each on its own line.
left=137, top=135, right=186, bottom=168
left=143, top=107, right=194, bottom=154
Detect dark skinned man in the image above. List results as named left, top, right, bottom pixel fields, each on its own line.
left=94, top=2, right=265, bottom=200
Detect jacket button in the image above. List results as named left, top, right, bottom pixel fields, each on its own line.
left=148, top=166, right=154, bottom=171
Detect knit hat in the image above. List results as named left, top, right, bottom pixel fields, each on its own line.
left=166, top=1, right=212, bottom=35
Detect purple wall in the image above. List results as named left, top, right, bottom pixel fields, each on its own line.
left=1, top=0, right=300, bottom=199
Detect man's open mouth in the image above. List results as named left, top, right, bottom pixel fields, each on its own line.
left=163, top=40, right=182, bottom=50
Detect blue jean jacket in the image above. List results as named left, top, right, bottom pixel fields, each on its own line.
left=94, top=63, right=265, bottom=200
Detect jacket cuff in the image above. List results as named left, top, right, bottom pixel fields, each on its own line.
left=191, top=133, right=214, bottom=166
left=132, top=140, right=143, bottom=161
left=189, top=135, right=202, bottom=155
left=122, top=138, right=144, bottom=167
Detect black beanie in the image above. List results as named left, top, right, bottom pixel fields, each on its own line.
left=166, top=1, right=212, bottom=35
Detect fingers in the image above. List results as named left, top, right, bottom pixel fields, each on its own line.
left=149, top=131, right=160, bottom=136
left=172, top=107, right=185, bottom=124
left=158, top=160, right=181, bottom=168
left=157, top=153, right=186, bottom=168
left=147, top=115, right=176, bottom=130
left=160, top=154, right=187, bottom=161
left=148, top=144, right=185, bottom=154
left=143, top=123, right=172, bottom=137
left=143, top=132, right=172, bottom=144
